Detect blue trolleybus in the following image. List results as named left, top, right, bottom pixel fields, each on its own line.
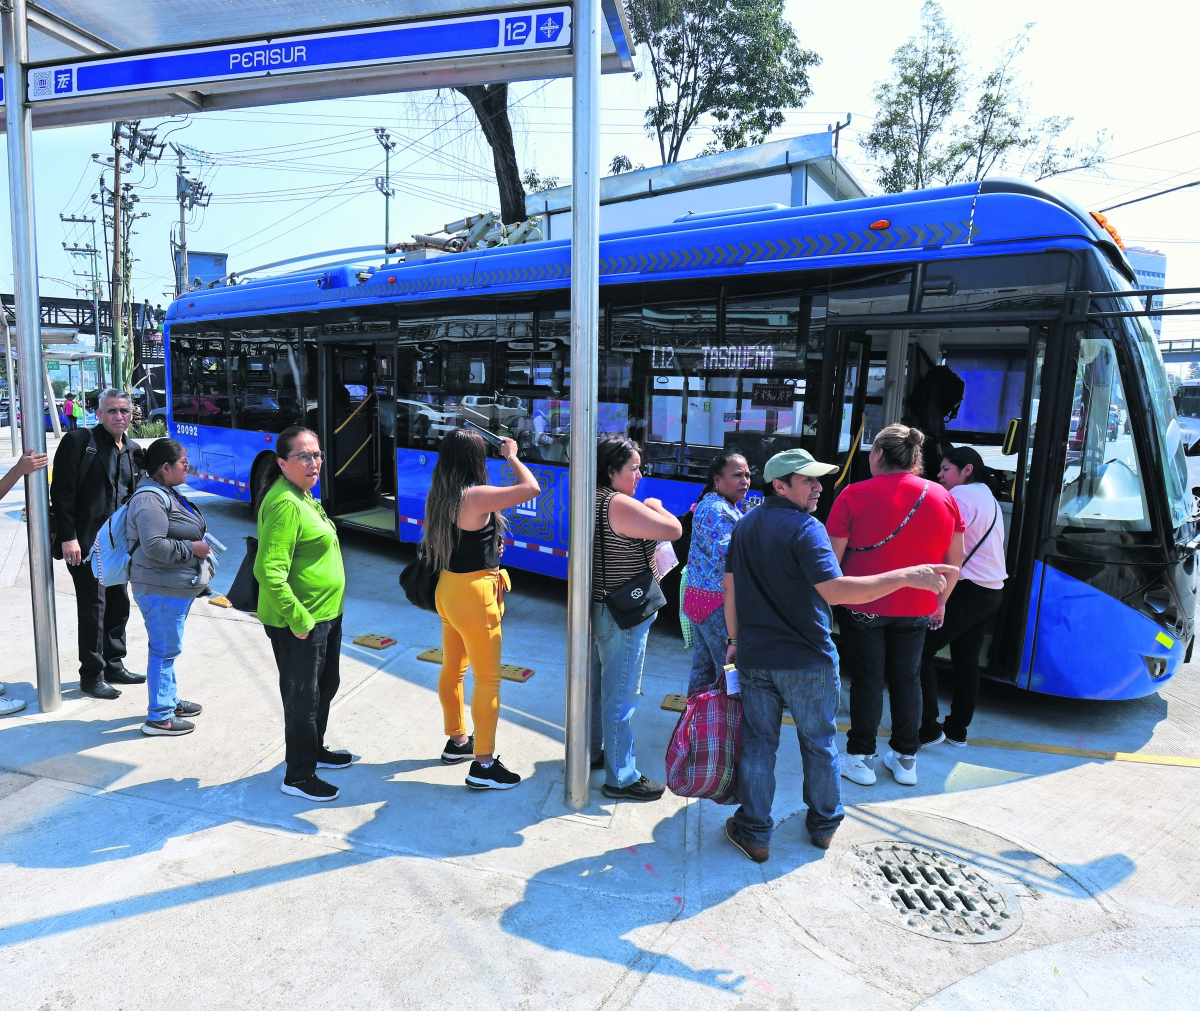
left=164, top=178, right=1196, bottom=701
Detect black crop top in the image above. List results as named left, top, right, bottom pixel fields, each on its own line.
left=447, top=516, right=500, bottom=573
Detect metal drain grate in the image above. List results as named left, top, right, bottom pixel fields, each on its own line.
left=845, top=842, right=1022, bottom=943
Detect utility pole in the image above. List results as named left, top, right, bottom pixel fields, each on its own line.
left=169, top=144, right=212, bottom=296
left=374, top=128, right=397, bottom=261
left=110, top=123, right=124, bottom=387
left=830, top=113, right=852, bottom=201
left=62, top=213, right=104, bottom=394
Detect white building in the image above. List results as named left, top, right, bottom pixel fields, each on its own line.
left=525, top=131, right=867, bottom=242
left=1124, top=246, right=1167, bottom=339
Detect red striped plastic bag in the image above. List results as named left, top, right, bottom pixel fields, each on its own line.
left=665, top=671, right=742, bottom=805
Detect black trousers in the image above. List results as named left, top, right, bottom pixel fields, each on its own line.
left=836, top=609, right=929, bottom=758
left=265, top=615, right=343, bottom=783
left=68, top=561, right=131, bottom=684
left=919, top=580, right=1005, bottom=738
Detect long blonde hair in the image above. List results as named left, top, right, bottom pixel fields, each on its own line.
left=423, top=427, right=506, bottom=571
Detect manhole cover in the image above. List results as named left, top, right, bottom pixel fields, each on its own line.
left=845, top=842, right=1022, bottom=943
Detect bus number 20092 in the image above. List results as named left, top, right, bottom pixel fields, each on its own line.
left=174, top=424, right=199, bottom=437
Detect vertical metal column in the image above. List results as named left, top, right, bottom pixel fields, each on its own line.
left=3, top=314, right=16, bottom=455
left=3, top=0, right=62, bottom=712
left=564, top=0, right=601, bottom=810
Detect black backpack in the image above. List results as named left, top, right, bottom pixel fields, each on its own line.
left=906, top=356, right=965, bottom=480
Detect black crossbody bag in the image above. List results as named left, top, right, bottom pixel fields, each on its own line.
left=598, top=494, right=666, bottom=630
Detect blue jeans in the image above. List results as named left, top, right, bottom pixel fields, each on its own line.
left=836, top=610, right=929, bottom=757
left=590, top=602, right=655, bottom=788
left=687, top=605, right=729, bottom=694
left=133, top=592, right=195, bottom=722
left=734, top=664, right=844, bottom=846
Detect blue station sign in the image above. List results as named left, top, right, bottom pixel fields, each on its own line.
left=26, top=6, right=572, bottom=103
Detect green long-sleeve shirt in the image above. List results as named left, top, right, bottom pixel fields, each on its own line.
left=254, top=477, right=345, bottom=634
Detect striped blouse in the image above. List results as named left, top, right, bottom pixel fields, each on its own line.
left=592, top=486, right=659, bottom=602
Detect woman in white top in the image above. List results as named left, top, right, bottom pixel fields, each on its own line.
left=919, top=446, right=1007, bottom=747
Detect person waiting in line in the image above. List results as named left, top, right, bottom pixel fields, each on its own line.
left=826, top=425, right=964, bottom=788
left=51, top=388, right=147, bottom=700
left=591, top=436, right=683, bottom=801
left=62, top=392, right=77, bottom=431
left=0, top=449, right=49, bottom=717
left=682, top=451, right=750, bottom=694
left=425, top=427, right=541, bottom=789
left=919, top=446, right=1008, bottom=748
left=126, top=439, right=214, bottom=737
left=255, top=426, right=352, bottom=803
left=723, top=449, right=954, bottom=863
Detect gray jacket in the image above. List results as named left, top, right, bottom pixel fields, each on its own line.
left=126, top=476, right=213, bottom=598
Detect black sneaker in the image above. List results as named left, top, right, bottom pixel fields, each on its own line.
left=106, top=669, right=146, bottom=685
left=920, top=723, right=946, bottom=746
left=317, top=748, right=354, bottom=769
left=441, top=736, right=475, bottom=764
left=944, top=726, right=968, bottom=748
left=465, top=756, right=521, bottom=790
left=602, top=776, right=666, bottom=801
left=141, top=718, right=194, bottom=736
left=174, top=700, right=203, bottom=718
left=280, top=776, right=339, bottom=802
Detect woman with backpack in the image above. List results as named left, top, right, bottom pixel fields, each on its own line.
left=826, top=424, right=964, bottom=788
left=126, top=438, right=213, bottom=737
left=918, top=446, right=1008, bottom=748
left=424, top=427, right=540, bottom=790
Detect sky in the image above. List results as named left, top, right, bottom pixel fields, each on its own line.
left=1, top=0, right=1198, bottom=346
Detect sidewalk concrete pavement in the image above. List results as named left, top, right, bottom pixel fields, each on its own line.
left=1, top=452, right=1198, bottom=1010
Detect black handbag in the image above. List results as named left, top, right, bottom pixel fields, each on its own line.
left=400, top=543, right=440, bottom=613
left=598, top=494, right=666, bottom=630
left=226, top=536, right=259, bottom=612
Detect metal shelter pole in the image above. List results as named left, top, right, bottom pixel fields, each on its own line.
left=2, top=0, right=62, bottom=713
left=564, top=0, right=601, bottom=811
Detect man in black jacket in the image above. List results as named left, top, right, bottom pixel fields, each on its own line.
left=51, top=389, right=147, bottom=699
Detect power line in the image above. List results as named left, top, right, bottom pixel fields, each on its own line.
left=1101, top=177, right=1200, bottom=212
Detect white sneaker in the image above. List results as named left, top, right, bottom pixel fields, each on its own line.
left=0, top=694, right=27, bottom=717
left=839, top=752, right=876, bottom=785
left=884, top=750, right=918, bottom=786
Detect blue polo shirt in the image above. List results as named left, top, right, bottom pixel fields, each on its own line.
left=725, top=496, right=843, bottom=669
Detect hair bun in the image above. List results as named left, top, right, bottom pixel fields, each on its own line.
left=905, top=428, right=924, bottom=447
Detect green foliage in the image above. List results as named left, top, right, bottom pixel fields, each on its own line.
left=131, top=420, right=167, bottom=439
left=52, top=379, right=68, bottom=397
left=521, top=168, right=561, bottom=193
left=626, top=0, right=819, bottom=164
left=864, top=3, right=1107, bottom=194
left=609, top=154, right=646, bottom=175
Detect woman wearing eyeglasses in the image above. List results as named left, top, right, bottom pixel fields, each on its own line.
left=254, top=426, right=351, bottom=802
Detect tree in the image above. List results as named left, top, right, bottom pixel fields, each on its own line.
left=52, top=379, right=68, bottom=398
left=861, top=1, right=966, bottom=193
left=626, top=0, right=819, bottom=165
left=522, top=168, right=561, bottom=193
left=864, top=5, right=1108, bottom=193
left=454, top=84, right=528, bottom=224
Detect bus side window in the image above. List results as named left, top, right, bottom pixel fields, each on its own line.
left=229, top=336, right=306, bottom=434
left=172, top=336, right=232, bottom=429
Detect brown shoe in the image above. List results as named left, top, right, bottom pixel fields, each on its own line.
left=811, top=833, right=836, bottom=850
left=725, top=817, right=769, bottom=863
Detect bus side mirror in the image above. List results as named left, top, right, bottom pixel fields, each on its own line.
left=1002, top=418, right=1022, bottom=456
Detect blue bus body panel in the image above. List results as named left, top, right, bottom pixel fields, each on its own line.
left=1028, top=563, right=1179, bottom=699
left=396, top=447, right=705, bottom=580
left=1017, top=560, right=1044, bottom=690
left=165, top=181, right=1113, bottom=328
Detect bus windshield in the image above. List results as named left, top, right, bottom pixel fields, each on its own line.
left=1129, top=312, right=1192, bottom=528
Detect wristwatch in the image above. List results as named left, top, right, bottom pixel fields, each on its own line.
left=725, top=637, right=737, bottom=645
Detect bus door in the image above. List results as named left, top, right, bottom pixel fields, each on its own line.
left=324, top=342, right=398, bottom=535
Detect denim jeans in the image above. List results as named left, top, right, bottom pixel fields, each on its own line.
left=133, top=592, right=195, bottom=722
left=687, top=606, right=729, bottom=694
left=836, top=609, right=929, bottom=757
left=920, top=580, right=1004, bottom=739
left=734, top=664, right=844, bottom=846
left=264, top=615, right=343, bottom=783
left=590, top=602, right=655, bottom=788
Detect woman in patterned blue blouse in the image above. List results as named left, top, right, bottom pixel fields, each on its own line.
left=683, top=451, right=751, bottom=693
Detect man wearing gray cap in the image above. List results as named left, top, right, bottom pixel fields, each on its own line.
left=722, top=449, right=955, bottom=863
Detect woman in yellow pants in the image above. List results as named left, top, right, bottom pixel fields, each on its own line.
left=424, top=426, right=540, bottom=789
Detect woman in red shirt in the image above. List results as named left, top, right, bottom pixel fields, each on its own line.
left=826, top=424, right=963, bottom=788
